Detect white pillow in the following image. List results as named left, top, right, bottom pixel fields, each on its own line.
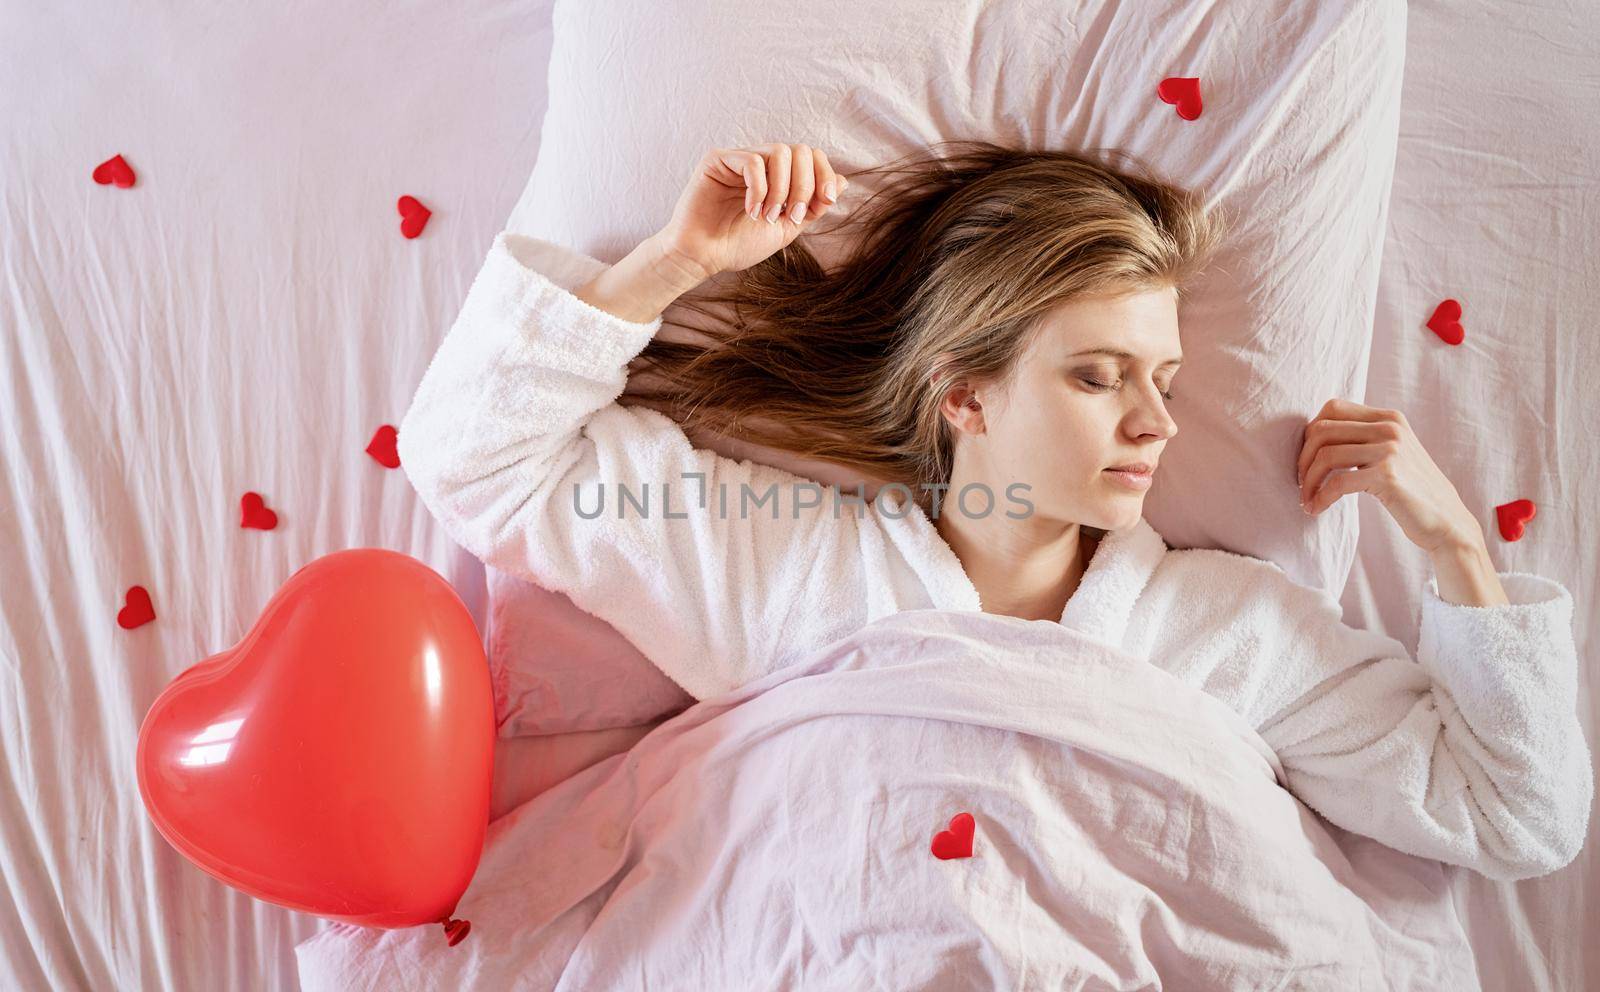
left=492, top=0, right=1406, bottom=735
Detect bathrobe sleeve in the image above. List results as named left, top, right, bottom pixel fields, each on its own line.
left=1248, top=565, right=1592, bottom=882
left=397, top=232, right=859, bottom=702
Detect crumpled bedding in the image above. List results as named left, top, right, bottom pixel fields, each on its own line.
left=296, top=610, right=1479, bottom=991
left=5, top=0, right=1595, bottom=987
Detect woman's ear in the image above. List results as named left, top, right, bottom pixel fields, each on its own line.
left=931, top=355, right=989, bottom=433
left=937, top=380, right=986, bottom=435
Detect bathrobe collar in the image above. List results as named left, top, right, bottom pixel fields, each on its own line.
left=910, top=507, right=1169, bottom=647
left=1056, top=517, right=1169, bottom=644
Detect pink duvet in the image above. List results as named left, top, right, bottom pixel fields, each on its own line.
left=297, top=610, right=1479, bottom=990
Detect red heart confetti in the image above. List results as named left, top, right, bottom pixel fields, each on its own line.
left=239, top=491, right=279, bottom=530
left=1426, top=299, right=1464, bottom=345
left=93, top=154, right=137, bottom=188
left=1157, top=77, right=1203, bottom=121
left=118, top=585, right=156, bottom=629
left=1495, top=498, right=1537, bottom=541
left=441, top=918, right=472, bottom=947
left=367, top=425, right=401, bottom=468
left=930, top=811, right=976, bottom=860
left=398, top=195, right=432, bottom=239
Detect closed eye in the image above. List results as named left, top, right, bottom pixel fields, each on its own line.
left=1078, top=377, right=1175, bottom=401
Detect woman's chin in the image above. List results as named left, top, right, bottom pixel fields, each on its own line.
left=1094, top=496, right=1144, bottom=530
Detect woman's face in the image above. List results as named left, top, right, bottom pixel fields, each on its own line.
left=942, top=288, right=1182, bottom=531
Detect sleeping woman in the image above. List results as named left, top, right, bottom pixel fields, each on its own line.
left=396, top=139, right=1591, bottom=882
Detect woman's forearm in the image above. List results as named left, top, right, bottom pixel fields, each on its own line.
left=574, top=235, right=707, bottom=324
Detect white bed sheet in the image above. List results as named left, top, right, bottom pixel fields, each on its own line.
left=0, top=2, right=557, bottom=989
left=1337, top=2, right=1600, bottom=988
left=1, top=2, right=1595, bottom=991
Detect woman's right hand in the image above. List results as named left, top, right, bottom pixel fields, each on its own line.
left=655, top=143, right=849, bottom=281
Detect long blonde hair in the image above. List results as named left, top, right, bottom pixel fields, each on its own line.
left=624, top=139, right=1228, bottom=517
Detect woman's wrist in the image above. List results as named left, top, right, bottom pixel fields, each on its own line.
left=1428, top=527, right=1509, bottom=606
left=646, top=232, right=717, bottom=290
left=573, top=236, right=707, bottom=325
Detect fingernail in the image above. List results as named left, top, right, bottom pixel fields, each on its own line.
left=792, top=203, right=806, bottom=223
left=825, top=182, right=836, bottom=201
left=766, top=203, right=781, bottom=224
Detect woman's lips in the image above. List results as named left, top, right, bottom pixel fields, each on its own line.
left=1103, top=468, right=1153, bottom=490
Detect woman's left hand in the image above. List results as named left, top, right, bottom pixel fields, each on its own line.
left=1296, top=398, right=1481, bottom=553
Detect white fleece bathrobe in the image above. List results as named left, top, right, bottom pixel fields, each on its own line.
left=398, top=231, right=1593, bottom=883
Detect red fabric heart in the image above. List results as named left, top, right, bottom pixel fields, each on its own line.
left=118, top=585, right=156, bottom=629
left=1495, top=498, right=1537, bottom=541
left=93, top=154, right=136, bottom=188
left=930, top=811, right=976, bottom=860
left=441, top=918, right=472, bottom=947
left=1426, top=299, right=1464, bottom=345
left=367, top=424, right=401, bottom=468
left=398, top=195, right=432, bottom=239
left=239, top=491, right=279, bottom=530
left=1157, top=77, right=1203, bottom=121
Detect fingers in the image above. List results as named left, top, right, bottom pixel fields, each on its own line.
left=1297, top=420, right=1363, bottom=486
left=725, top=151, right=766, bottom=220
left=759, top=144, right=793, bottom=224
left=1303, top=464, right=1383, bottom=515
left=742, top=142, right=847, bottom=226
left=743, top=157, right=764, bottom=221
left=786, top=145, right=817, bottom=223
left=1296, top=418, right=1401, bottom=488
left=1315, top=397, right=1403, bottom=424
left=1300, top=442, right=1394, bottom=509
left=732, top=142, right=851, bottom=225
left=810, top=148, right=843, bottom=216
left=1298, top=417, right=1402, bottom=506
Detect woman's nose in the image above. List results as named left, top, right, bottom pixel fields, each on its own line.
left=1130, top=389, right=1178, bottom=439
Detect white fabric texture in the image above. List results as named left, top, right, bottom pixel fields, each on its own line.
left=299, top=610, right=1502, bottom=990
left=395, top=230, right=1592, bottom=886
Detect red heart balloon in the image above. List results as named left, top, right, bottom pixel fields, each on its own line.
left=397, top=195, right=432, bottom=239
left=931, top=811, right=976, bottom=860
left=1495, top=498, right=1537, bottom=541
left=135, top=548, right=494, bottom=933
left=1426, top=299, right=1465, bottom=345
left=1157, top=77, right=1203, bottom=121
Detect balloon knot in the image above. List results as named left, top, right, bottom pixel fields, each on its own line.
left=441, top=917, right=471, bottom=947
